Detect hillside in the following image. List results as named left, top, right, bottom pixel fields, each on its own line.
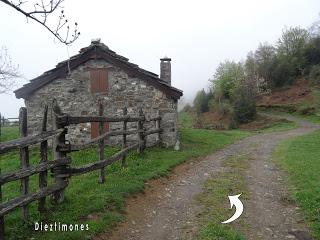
left=257, top=80, right=320, bottom=118
left=257, top=80, right=313, bottom=107
left=185, top=79, right=320, bottom=131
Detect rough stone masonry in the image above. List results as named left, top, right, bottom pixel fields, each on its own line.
left=15, top=40, right=183, bottom=147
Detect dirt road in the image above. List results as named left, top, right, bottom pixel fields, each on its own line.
left=95, top=116, right=319, bottom=240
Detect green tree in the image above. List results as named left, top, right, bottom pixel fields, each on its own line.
left=233, top=85, right=256, bottom=123
left=210, top=60, right=256, bottom=124
left=193, top=89, right=209, bottom=114
left=304, top=37, right=320, bottom=67
left=277, top=27, right=309, bottom=57
left=303, top=36, right=320, bottom=82
left=210, top=61, right=244, bottom=101
left=277, top=27, right=309, bottom=75
left=253, top=43, right=277, bottom=89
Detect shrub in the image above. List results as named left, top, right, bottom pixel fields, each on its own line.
left=233, top=88, right=256, bottom=123
left=308, top=64, right=320, bottom=84
left=181, top=103, right=192, bottom=112
left=217, top=101, right=233, bottom=116
left=270, top=56, right=297, bottom=87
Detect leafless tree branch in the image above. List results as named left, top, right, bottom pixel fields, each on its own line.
left=0, top=47, right=21, bottom=94
left=0, top=0, right=80, bottom=45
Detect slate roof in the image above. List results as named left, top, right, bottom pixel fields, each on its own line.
left=14, top=41, right=183, bottom=100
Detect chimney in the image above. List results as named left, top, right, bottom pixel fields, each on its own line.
left=91, top=38, right=101, bottom=44
left=160, top=57, right=171, bottom=85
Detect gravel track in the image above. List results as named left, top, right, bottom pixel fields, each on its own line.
left=95, top=116, right=319, bottom=240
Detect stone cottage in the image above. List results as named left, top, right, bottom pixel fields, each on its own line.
left=14, top=39, right=183, bottom=147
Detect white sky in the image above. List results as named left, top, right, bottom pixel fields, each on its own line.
left=0, top=0, right=319, bottom=117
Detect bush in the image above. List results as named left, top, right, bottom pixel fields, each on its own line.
left=181, top=103, right=192, bottom=112
left=270, top=56, right=297, bottom=87
left=233, top=88, right=256, bottom=123
left=217, top=101, right=233, bottom=116
left=300, top=106, right=316, bottom=115
left=304, top=37, right=320, bottom=67
left=308, top=64, right=320, bottom=84
left=228, top=117, right=238, bottom=129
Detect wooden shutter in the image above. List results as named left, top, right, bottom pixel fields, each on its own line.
left=90, top=69, right=108, bottom=93
left=90, top=70, right=100, bottom=93
left=91, top=122, right=109, bottom=139
left=90, top=68, right=109, bottom=138
left=99, top=70, right=108, bottom=92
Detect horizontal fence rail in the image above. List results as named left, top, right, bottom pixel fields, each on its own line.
left=60, top=129, right=143, bottom=152
left=58, top=115, right=145, bottom=126
left=0, top=100, right=162, bottom=239
left=0, top=129, right=64, bottom=154
left=69, top=142, right=140, bottom=176
left=0, top=158, right=71, bottom=184
left=0, top=182, right=68, bottom=216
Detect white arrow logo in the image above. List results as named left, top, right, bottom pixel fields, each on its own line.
left=221, top=194, right=244, bottom=224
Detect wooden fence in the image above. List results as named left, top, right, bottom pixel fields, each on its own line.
left=0, top=100, right=162, bottom=239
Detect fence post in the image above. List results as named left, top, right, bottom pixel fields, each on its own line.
left=38, top=105, right=48, bottom=213
left=121, top=107, right=127, bottom=167
left=156, top=110, right=161, bottom=146
left=98, top=102, right=105, bottom=183
left=52, top=100, right=67, bottom=204
left=137, top=108, right=145, bottom=154
left=19, top=107, right=29, bottom=221
left=0, top=168, right=4, bottom=240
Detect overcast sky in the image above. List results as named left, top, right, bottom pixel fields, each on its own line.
left=0, top=0, right=319, bottom=117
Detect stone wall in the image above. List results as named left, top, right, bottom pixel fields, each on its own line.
left=24, top=59, right=178, bottom=147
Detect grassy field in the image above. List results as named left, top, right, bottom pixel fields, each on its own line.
left=0, top=126, right=19, bottom=142
left=178, top=111, right=298, bottom=133
left=0, top=125, right=250, bottom=240
left=258, top=106, right=320, bottom=124
left=292, top=112, right=320, bottom=124
left=273, top=130, right=320, bottom=239
left=178, top=111, right=196, bottom=128
left=194, top=154, right=251, bottom=240
left=253, top=119, right=297, bottom=133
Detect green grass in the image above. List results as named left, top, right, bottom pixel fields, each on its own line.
left=255, top=119, right=297, bottom=133
left=0, top=127, right=250, bottom=240
left=178, top=111, right=195, bottom=128
left=292, top=112, right=320, bottom=124
left=0, top=126, right=19, bottom=142
left=273, top=130, right=320, bottom=239
left=194, top=154, right=251, bottom=240
left=259, top=106, right=320, bottom=124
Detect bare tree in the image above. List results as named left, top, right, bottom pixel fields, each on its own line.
left=0, top=0, right=80, bottom=93
left=0, top=47, right=20, bottom=93
left=0, top=0, right=80, bottom=45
